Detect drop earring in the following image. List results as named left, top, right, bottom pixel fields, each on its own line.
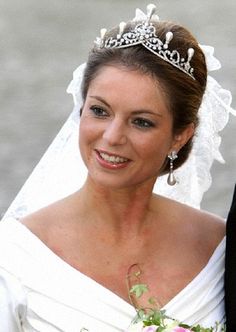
left=167, top=151, right=178, bottom=186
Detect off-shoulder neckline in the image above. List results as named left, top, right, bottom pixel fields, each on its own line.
left=0, top=217, right=225, bottom=312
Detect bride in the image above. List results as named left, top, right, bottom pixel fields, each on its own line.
left=0, top=4, right=234, bottom=332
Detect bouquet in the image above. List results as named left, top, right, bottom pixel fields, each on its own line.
left=126, top=307, right=225, bottom=332
left=125, top=281, right=225, bottom=332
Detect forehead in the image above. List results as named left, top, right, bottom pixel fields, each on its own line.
left=87, top=65, right=170, bottom=112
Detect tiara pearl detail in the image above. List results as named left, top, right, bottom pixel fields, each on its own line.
left=94, top=4, right=195, bottom=80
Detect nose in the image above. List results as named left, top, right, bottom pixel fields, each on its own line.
left=102, top=118, right=127, bottom=146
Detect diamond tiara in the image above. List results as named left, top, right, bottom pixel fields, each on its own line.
left=95, top=4, right=195, bottom=80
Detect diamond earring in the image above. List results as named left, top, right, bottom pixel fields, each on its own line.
left=167, top=151, right=178, bottom=186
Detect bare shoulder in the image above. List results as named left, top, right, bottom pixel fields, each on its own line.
left=20, top=203, right=61, bottom=243
left=153, top=194, right=225, bottom=248
left=20, top=193, right=79, bottom=243
left=187, top=205, right=226, bottom=244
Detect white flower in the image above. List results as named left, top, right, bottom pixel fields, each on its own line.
left=163, top=317, right=180, bottom=330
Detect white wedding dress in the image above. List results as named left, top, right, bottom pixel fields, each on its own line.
left=0, top=20, right=233, bottom=331
left=0, top=217, right=225, bottom=332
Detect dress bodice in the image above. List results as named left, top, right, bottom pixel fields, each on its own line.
left=0, top=218, right=225, bottom=332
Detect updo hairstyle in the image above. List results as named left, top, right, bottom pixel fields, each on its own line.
left=81, top=20, right=207, bottom=174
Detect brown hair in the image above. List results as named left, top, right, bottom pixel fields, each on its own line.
left=81, top=20, right=207, bottom=174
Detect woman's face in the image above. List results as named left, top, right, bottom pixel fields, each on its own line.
left=79, top=65, right=189, bottom=190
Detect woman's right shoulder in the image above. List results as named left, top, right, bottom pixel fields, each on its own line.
left=20, top=200, right=64, bottom=242
left=20, top=193, right=79, bottom=245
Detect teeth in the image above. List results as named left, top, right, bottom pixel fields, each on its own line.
left=100, top=152, right=128, bottom=163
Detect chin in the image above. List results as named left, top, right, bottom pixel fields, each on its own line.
left=88, top=174, right=131, bottom=190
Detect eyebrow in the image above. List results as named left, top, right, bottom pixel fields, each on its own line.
left=89, top=95, right=111, bottom=108
left=89, top=95, right=163, bottom=117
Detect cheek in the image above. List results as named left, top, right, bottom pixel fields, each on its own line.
left=134, top=132, right=173, bottom=173
left=79, top=117, right=96, bottom=144
left=79, top=119, right=92, bottom=157
left=136, top=134, right=171, bottom=158
left=79, top=117, right=103, bottom=159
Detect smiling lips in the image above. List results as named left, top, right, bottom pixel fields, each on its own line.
left=95, top=150, right=131, bottom=169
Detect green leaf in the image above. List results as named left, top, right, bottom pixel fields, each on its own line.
left=129, top=284, right=149, bottom=298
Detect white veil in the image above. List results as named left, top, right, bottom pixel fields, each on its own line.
left=2, top=45, right=235, bottom=220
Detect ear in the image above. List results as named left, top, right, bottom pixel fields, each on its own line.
left=170, top=123, right=195, bottom=153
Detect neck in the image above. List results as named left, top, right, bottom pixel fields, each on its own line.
left=77, top=176, right=157, bottom=237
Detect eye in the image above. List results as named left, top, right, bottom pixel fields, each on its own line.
left=90, top=105, right=108, bottom=117
left=132, top=118, right=155, bottom=129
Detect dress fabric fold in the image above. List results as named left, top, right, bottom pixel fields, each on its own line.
left=0, top=218, right=225, bottom=332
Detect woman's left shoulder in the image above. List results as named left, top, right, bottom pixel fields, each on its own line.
left=155, top=195, right=225, bottom=245
left=185, top=203, right=225, bottom=232
left=174, top=199, right=226, bottom=245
